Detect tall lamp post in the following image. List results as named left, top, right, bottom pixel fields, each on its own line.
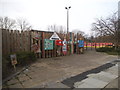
left=65, top=6, right=71, bottom=54
left=65, top=6, right=71, bottom=37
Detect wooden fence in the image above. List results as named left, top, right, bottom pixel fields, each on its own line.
left=2, top=29, right=84, bottom=58
left=2, top=29, right=31, bottom=57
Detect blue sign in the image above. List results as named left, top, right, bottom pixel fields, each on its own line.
left=78, top=40, right=84, bottom=47
left=70, top=32, right=72, bottom=41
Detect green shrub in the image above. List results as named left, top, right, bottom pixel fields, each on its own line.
left=16, top=51, right=37, bottom=66
left=96, top=47, right=120, bottom=55
left=4, top=51, right=37, bottom=67
left=96, top=47, right=114, bottom=52
left=2, top=57, right=11, bottom=79
left=2, top=51, right=37, bottom=79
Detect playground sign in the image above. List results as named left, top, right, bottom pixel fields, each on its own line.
left=44, top=39, right=54, bottom=50
left=62, top=39, right=67, bottom=55
left=56, top=40, right=63, bottom=46
left=78, top=40, right=84, bottom=47
left=50, top=32, right=61, bottom=40
left=10, top=54, right=17, bottom=71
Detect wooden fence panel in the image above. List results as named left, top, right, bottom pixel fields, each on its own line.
left=10, top=30, right=13, bottom=53
left=21, top=31, right=24, bottom=51
left=6, top=30, right=10, bottom=54
left=2, top=29, right=76, bottom=58
left=24, top=31, right=27, bottom=51
left=2, top=29, right=32, bottom=57
left=12, top=30, right=15, bottom=53
left=26, top=31, right=29, bottom=51
left=9, top=30, right=12, bottom=53
left=28, top=31, right=31, bottom=52
left=16, top=30, right=20, bottom=52
left=14, top=30, right=17, bottom=52
left=2, top=29, right=6, bottom=56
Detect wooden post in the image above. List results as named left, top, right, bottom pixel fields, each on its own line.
left=46, top=50, right=48, bottom=58
left=86, top=42, right=87, bottom=50
left=24, top=31, right=28, bottom=51
left=14, top=30, right=16, bottom=52
left=16, top=30, right=18, bottom=52
left=2, top=29, right=5, bottom=56
left=50, top=50, right=52, bottom=57
left=7, top=30, right=10, bottom=55
left=42, top=32, right=45, bottom=58
left=11, top=30, right=14, bottom=53
left=48, top=50, right=49, bottom=58
left=95, top=42, right=96, bottom=50
left=91, top=42, right=92, bottom=50
left=76, top=42, right=78, bottom=54
left=54, top=40, right=56, bottom=57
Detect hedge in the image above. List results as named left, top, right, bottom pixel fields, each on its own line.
left=96, top=47, right=120, bottom=55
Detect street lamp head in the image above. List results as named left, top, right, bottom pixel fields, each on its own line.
left=65, top=6, right=71, bottom=9
left=69, top=6, right=71, bottom=9
left=65, top=7, right=67, bottom=9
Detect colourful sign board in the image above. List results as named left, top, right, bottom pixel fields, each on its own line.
left=56, top=40, right=63, bottom=46
left=50, top=32, right=61, bottom=40
left=44, top=39, right=54, bottom=50
left=84, top=43, right=113, bottom=48
left=62, top=39, right=67, bottom=55
left=31, top=43, right=40, bottom=53
left=78, top=40, right=84, bottom=47
left=32, top=32, right=40, bottom=40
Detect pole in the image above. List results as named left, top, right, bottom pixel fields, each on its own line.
left=65, top=6, right=71, bottom=55
left=67, top=9, right=69, bottom=34
left=65, top=6, right=71, bottom=36
left=67, top=9, right=69, bottom=55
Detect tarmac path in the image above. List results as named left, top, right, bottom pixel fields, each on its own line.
left=3, top=50, right=117, bottom=88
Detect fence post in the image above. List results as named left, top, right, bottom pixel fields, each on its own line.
left=54, top=40, right=56, bottom=57
left=42, top=32, right=45, bottom=58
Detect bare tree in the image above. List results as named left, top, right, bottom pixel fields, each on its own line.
left=0, top=17, right=16, bottom=30
left=72, top=29, right=85, bottom=40
left=91, top=12, right=119, bottom=44
left=17, top=18, right=32, bottom=31
left=47, top=24, right=57, bottom=31
left=47, top=24, right=66, bottom=34
left=72, top=29, right=85, bottom=36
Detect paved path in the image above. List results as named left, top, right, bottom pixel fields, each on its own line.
left=3, top=50, right=117, bottom=88
left=73, top=61, right=119, bottom=89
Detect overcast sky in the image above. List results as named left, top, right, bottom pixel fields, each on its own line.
left=0, top=0, right=119, bottom=34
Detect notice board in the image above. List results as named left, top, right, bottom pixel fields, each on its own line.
left=44, top=39, right=54, bottom=50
